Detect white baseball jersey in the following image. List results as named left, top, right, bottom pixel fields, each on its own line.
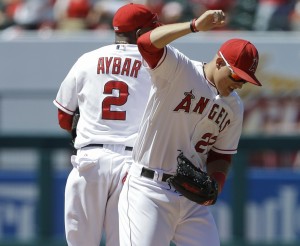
left=53, top=44, right=152, bottom=149
left=53, top=44, right=152, bottom=246
left=119, top=45, right=244, bottom=246
left=133, top=45, right=243, bottom=172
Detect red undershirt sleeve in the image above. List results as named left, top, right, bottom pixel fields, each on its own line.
left=207, top=150, right=232, bottom=193
left=207, top=150, right=232, bottom=163
left=58, top=109, right=73, bottom=131
left=137, top=31, right=164, bottom=69
left=211, top=172, right=226, bottom=194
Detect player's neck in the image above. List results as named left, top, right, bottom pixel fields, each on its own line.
left=115, top=32, right=137, bottom=44
left=203, top=64, right=215, bottom=87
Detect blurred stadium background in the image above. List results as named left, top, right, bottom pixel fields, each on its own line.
left=0, top=0, right=300, bottom=246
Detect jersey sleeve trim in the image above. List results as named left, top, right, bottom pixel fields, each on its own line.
left=53, top=100, right=74, bottom=115
left=211, top=146, right=237, bottom=154
left=153, top=47, right=167, bottom=70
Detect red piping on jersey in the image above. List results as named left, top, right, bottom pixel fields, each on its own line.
left=155, top=48, right=167, bottom=69
left=54, top=100, right=74, bottom=114
left=213, top=146, right=237, bottom=153
left=202, top=64, right=216, bottom=88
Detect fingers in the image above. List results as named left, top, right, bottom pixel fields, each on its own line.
left=195, top=10, right=226, bottom=31
left=212, top=10, right=226, bottom=24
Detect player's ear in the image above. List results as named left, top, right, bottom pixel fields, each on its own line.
left=216, top=57, right=225, bottom=69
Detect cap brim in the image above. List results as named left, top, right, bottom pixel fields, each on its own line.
left=232, top=66, right=262, bottom=86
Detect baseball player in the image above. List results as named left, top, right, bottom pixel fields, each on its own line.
left=118, top=8, right=262, bottom=246
left=53, top=4, right=160, bottom=246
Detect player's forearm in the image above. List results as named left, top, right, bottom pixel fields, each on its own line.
left=150, top=10, right=226, bottom=49
left=207, top=159, right=231, bottom=194
left=207, top=159, right=231, bottom=177
left=150, top=23, right=191, bottom=49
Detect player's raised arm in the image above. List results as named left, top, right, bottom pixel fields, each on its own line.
left=149, top=10, right=226, bottom=49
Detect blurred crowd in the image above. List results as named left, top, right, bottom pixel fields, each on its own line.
left=0, top=0, right=300, bottom=33
left=243, top=95, right=300, bottom=168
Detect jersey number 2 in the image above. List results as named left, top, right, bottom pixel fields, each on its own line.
left=102, top=80, right=129, bottom=120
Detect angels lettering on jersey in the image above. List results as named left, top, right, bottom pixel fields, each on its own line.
left=173, top=90, right=231, bottom=133
left=173, top=90, right=243, bottom=165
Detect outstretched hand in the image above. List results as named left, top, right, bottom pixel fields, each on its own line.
left=195, top=10, right=226, bottom=31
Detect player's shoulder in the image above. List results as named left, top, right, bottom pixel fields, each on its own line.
left=229, top=91, right=243, bottom=105
left=191, top=60, right=204, bottom=66
left=215, top=92, right=243, bottom=114
left=163, top=49, right=205, bottom=74
left=166, top=45, right=189, bottom=62
left=191, top=60, right=205, bottom=72
left=222, top=91, right=244, bottom=116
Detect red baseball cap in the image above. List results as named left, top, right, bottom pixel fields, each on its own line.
left=218, top=39, right=262, bottom=86
left=113, top=3, right=159, bottom=33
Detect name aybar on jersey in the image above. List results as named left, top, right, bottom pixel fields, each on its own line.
left=97, top=57, right=142, bottom=78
